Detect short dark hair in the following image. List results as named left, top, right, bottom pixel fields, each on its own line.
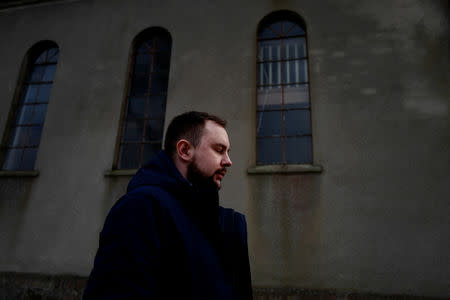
left=163, top=111, right=227, bottom=156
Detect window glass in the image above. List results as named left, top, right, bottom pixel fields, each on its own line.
left=257, top=137, right=283, bottom=164
left=285, top=136, right=312, bottom=164
left=2, top=45, right=58, bottom=170
left=2, top=149, right=22, bottom=170
left=285, top=110, right=311, bottom=136
left=36, top=84, right=52, bottom=102
left=257, top=13, right=312, bottom=164
left=144, top=119, right=164, bottom=141
left=118, top=143, right=141, bottom=169
left=284, top=84, right=310, bottom=109
left=15, top=105, right=34, bottom=125
left=257, top=111, right=282, bottom=137
left=142, top=143, right=161, bottom=165
left=117, top=28, right=171, bottom=169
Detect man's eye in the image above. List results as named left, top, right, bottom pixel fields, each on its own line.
left=215, top=148, right=224, bottom=153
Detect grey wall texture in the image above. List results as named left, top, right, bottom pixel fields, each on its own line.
left=0, top=0, right=449, bottom=298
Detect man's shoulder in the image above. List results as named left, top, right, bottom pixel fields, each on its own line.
left=219, top=206, right=246, bottom=219
left=219, top=206, right=247, bottom=234
left=112, top=185, right=177, bottom=215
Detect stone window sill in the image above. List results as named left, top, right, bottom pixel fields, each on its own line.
left=247, top=164, right=323, bottom=174
left=0, top=170, right=39, bottom=177
left=104, top=169, right=137, bottom=176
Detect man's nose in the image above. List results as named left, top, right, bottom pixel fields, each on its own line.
left=222, top=153, right=232, bottom=167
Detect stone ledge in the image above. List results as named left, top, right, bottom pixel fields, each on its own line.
left=247, top=164, right=323, bottom=174
left=0, top=273, right=442, bottom=300
left=104, top=169, right=137, bottom=176
left=0, top=170, right=39, bottom=177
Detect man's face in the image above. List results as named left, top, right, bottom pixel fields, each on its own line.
left=187, top=120, right=232, bottom=189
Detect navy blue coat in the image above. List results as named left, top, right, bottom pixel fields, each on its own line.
left=83, top=151, right=252, bottom=299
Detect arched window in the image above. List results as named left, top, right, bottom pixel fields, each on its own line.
left=1, top=41, right=59, bottom=170
left=116, top=28, right=171, bottom=169
left=257, top=11, right=312, bottom=164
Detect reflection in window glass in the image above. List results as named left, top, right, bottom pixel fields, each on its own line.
left=117, top=28, right=171, bottom=169
left=286, top=136, right=312, bottom=164
left=257, top=12, right=312, bottom=164
left=257, top=137, right=283, bottom=164
left=257, top=111, right=282, bottom=137
left=2, top=44, right=58, bottom=170
left=285, top=110, right=311, bottom=136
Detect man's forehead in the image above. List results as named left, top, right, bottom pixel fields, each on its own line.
left=202, top=121, right=230, bottom=146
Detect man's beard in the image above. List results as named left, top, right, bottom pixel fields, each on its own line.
left=187, top=158, right=219, bottom=190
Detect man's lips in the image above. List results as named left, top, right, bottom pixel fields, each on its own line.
left=215, top=169, right=226, bottom=180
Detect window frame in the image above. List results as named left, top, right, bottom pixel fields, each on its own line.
left=0, top=40, right=59, bottom=172
left=255, top=10, right=314, bottom=166
left=113, top=27, right=172, bottom=170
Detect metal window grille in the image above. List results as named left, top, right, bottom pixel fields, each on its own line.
left=116, top=29, right=171, bottom=169
left=257, top=15, right=313, bottom=164
left=2, top=46, right=59, bottom=170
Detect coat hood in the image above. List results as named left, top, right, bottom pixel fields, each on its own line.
left=126, top=150, right=220, bottom=229
left=127, top=150, right=190, bottom=194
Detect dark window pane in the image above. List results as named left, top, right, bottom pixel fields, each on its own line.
left=15, top=105, right=34, bottom=125
left=284, top=21, right=305, bottom=36
left=144, top=119, right=164, bottom=141
left=28, top=126, right=43, bottom=147
left=130, top=74, right=150, bottom=96
left=42, top=65, right=56, bottom=81
left=150, top=73, right=168, bottom=94
left=285, top=84, right=310, bottom=109
left=22, top=84, right=38, bottom=104
left=3, top=46, right=58, bottom=171
left=36, top=84, right=52, bottom=103
left=22, top=148, right=38, bottom=170
left=257, top=86, right=282, bottom=109
left=286, top=136, right=312, bottom=163
left=269, top=21, right=282, bottom=35
left=148, top=95, right=167, bottom=119
left=118, top=144, right=141, bottom=169
left=29, top=66, right=45, bottom=82
left=258, top=39, right=282, bottom=61
left=285, top=110, right=311, bottom=136
left=142, top=143, right=161, bottom=165
left=257, top=111, right=282, bottom=137
left=153, top=51, right=170, bottom=72
left=31, top=104, right=47, bottom=124
left=284, top=60, right=308, bottom=84
left=118, top=30, right=170, bottom=170
left=35, top=52, right=47, bottom=64
left=137, top=41, right=151, bottom=54
left=2, top=149, right=23, bottom=170
left=47, top=48, right=59, bottom=63
left=259, top=25, right=278, bottom=39
left=8, top=127, right=29, bottom=147
left=154, top=36, right=170, bottom=52
left=134, top=53, right=151, bottom=74
left=284, top=37, right=306, bottom=59
left=122, top=120, right=143, bottom=142
left=127, top=97, right=147, bottom=119
left=257, top=137, right=283, bottom=164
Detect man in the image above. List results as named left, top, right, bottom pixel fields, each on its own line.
left=83, top=111, right=252, bottom=299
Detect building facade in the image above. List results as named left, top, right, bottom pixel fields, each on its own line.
left=0, top=0, right=449, bottom=299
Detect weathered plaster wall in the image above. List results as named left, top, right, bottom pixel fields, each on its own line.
left=0, top=0, right=448, bottom=297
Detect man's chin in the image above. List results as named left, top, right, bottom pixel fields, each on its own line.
left=214, top=180, right=222, bottom=190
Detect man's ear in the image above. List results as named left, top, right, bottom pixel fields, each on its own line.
left=176, top=139, right=194, bottom=162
